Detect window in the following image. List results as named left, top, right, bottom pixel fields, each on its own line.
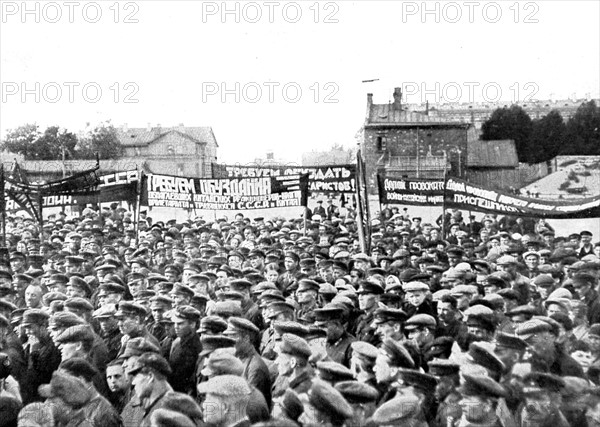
left=376, top=136, right=386, bottom=151
left=167, top=145, right=175, bottom=155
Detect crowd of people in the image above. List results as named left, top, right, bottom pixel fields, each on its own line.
left=0, top=201, right=600, bottom=426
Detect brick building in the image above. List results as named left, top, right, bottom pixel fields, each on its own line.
left=359, top=88, right=476, bottom=192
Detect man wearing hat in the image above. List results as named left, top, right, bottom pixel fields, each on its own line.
left=350, top=341, right=379, bottom=392
left=295, top=279, right=320, bottom=325
left=307, top=379, right=353, bottom=427
left=354, top=280, right=384, bottom=346
left=314, top=304, right=355, bottom=367
left=374, top=338, right=416, bottom=403
left=456, top=374, right=508, bottom=426
left=127, top=352, right=176, bottom=426
left=372, top=307, right=407, bottom=343
left=405, top=314, right=437, bottom=355
left=169, top=305, right=202, bottom=395
left=116, top=302, right=160, bottom=357
left=225, top=317, right=272, bottom=407
left=198, top=374, right=253, bottom=427
left=21, top=309, right=61, bottom=403
left=496, top=255, right=530, bottom=305
left=579, top=230, right=594, bottom=258
left=402, top=281, right=436, bottom=318
left=275, top=333, right=314, bottom=395
left=147, top=295, right=174, bottom=344
left=572, top=272, right=600, bottom=324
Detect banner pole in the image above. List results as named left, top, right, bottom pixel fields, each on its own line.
left=441, top=164, right=448, bottom=240
left=303, top=207, right=308, bottom=236
left=135, top=169, right=142, bottom=246
left=37, top=190, right=44, bottom=244
left=1, top=165, right=5, bottom=246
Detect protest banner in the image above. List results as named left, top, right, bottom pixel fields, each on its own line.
left=212, top=163, right=356, bottom=194
left=141, top=173, right=309, bottom=211
left=378, top=173, right=600, bottom=219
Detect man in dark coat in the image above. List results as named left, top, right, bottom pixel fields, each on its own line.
left=224, top=317, right=272, bottom=408
left=20, top=309, right=61, bottom=403
left=314, top=305, right=355, bottom=368
left=354, top=281, right=384, bottom=347
left=93, top=304, right=123, bottom=361
left=168, top=305, right=202, bottom=395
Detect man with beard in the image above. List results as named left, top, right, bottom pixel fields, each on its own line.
left=116, top=302, right=159, bottom=358
left=354, top=280, right=384, bottom=346
left=518, top=372, right=570, bottom=427
left=230, top=279, right=263, bottom=331
left=313, top=304, right=355, bottom=368
left=516, top=318, right=585, bottom=378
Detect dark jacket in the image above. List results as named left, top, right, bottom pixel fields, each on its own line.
left=21, top=335, right=61, bottom=404
left=240, top=347, right=272, bottom=410
left=168, top=332, right=202, bottom=395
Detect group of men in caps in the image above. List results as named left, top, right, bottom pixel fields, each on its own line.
left=0, top=205, right=600, bottom=426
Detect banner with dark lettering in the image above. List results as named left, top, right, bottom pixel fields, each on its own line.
left=4, top=170, right=140, bottom=210
left=444, top=177, right=600, bottom=219
left=212, top=164, right=356, bottom=194
left=141, top=173, right=309, bottom=210
left=377, top=173, right=600, bottom=219
left=377, top=175, right=445, bottom=206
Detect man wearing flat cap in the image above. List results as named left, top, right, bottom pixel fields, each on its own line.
left=314, top=304, right=355, bottom=367
left=21, top=308, right=61, bottom=403
left=374, top=338, right=416, bottom=404
left=307, top=379, right=353, bottom=427
left=198, top=374, right=252, bottom=427
left=354, top=280, right=384, bottom=346
left=295, top=279, right=320, bottom=325
left=116, top=302, right=159, bottom=358
left=127, top=352, right=176, bottom=426
left=275, top=333, right=314, bottom=395
left=456, top=373, right=508, bottom=426
left=168, top=305, right=202, bottom=395
left=225, top=317, right=272, bottom=407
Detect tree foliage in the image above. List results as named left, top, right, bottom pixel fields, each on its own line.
left=77, top=122, right=124, bottom=159
left=481, top=101, right=600, bottom=163
left=1, top=122, right=124, bottom=160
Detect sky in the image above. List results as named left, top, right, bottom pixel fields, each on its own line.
left=1, top=1, right=599, bottom=164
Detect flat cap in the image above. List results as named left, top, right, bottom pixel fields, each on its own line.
left=381, top=338, right=415, bottom=369
left=201, top=348, right=243, bottom=377
left=64, top=297, right=94, bottom=312
left=200, top=335, right=236, bottom=357
left=468, top=342, right=505, bottom=377
left=115, top=301, right=147, bottom=318
left=49, top=311, right=84, bottom=329
left=495, top=332, right=528, bottom=351
left=171, top=283, right=194, bottom=298
left=297, top=279, right=320, bottom=293
left=496, top=288, right=520, bottom=300
left=92, top=303, right=117, bottom=319
left=225, top=316, right=260, bottom=335
left=371, top=393, right=421, bottom=424
left=399, top=369, right=438, bottom=392
left=98, top=283, right=125, bottom=295
left=149, top=295, right=174, bottom=310
left=357, top=281, right=384, bottom=295
left=515, top=319, right=553, bottom=340
left=314, top=305, right=344, bottom=323
left=402, top=281, right=430, bottom=292
left=55, top=324, right=94, bottom=344
left=335, top=381, right=379, bottom=404
left=121, top=337, right=160, bottom=358
left=198, top=316, right=228, bottom=335
left=459, top=374, right=507, bottom=398
left=212, top=301, right=243, bottom=318
left=373, top=308, right=408, bottom=324
left=278, top=333, right=312, bottom=359
left=423, top=336, right=455, bottom=360
left=21, top=309, right=49, bottom=326
left=171, top=305, right=201, bottom=322
left=308, top=380, right=353, bottom=422
left=316, top=361, right=355, bottom=382
left=496, top=255, right=517, bottom=265
left=272, top=321, right=309, bottom=338
left=127, top=352, right=172, bottom=377
left=522, top=372, right=565, bottom=395
left=197, top=374, right=251, bottom=397
left=427, top=358, right=460, bottom=377
left=351, top=341, right=379, bottom=362
left=405, top=314, right=436, bottom=330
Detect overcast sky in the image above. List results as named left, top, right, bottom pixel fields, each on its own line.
left=1, top=1, right=598, bottom=164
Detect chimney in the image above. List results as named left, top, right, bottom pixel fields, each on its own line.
left=122, top=123, right=128, bottom=132
left=367, top=93, right=373, bottom=106
left=147, top=122, right=152, bottom=132
left=393, top=87, right=402, bottom=110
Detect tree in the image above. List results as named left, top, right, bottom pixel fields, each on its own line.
left=77, top=122, right=124, bottom=159
left=562, top=100, right=600, bottom=156
left=527, top=110, right=566, bottom=164
left=1, top=124, right=78, bottom=160
left=481, top=106, right=533, bottom=162
left=1, top=124, right=42, bottom=158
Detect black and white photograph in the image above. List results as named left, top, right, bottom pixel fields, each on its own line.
left=0, top=1, right=599, bottom=426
